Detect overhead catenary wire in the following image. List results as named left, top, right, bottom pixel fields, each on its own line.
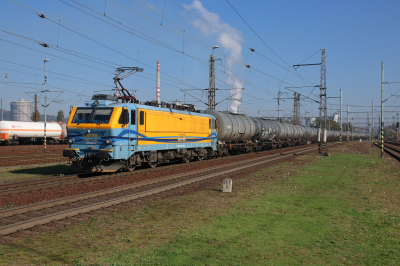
left=63, top=0, right=303, bottom=97
left=171, top=0, right=316, bottom=86
left=0, top=65, right=114, bottom=88
left=63, top=0, right=315, bottom=98
left=0, top=36, right=114, bottom=73
left=8, top=0, right=319, bottom=110
left=225, top=0, right=292, bottom=69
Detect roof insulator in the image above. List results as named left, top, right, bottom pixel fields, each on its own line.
left=37, top=13, right=46, bottom=19
left=250, top=48, right=255, bottom=52
left=245, top=64, right=250, bottom=68
left=39, top=43, right=49, bottom=48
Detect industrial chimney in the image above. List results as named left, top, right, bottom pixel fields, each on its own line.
left=156, top=61, right=160, bottom=106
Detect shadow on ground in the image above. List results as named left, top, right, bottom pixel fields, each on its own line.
left=10, top=164, right=77, bottom=176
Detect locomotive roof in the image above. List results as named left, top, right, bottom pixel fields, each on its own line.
left=77, top=100, right=214, bottom=118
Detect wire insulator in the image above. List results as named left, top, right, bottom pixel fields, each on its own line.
left=39, top=43, right=49, bottom=48
left=37, top=13, right=46, bottom=19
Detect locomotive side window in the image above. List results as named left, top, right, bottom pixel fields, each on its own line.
left=140, top=111, right=144, bottom=125
left=209, top=119, right=211, bottom=129
left=215, top=118, right=219, bottom=130
left=131, top=110, right=136, bottom=125
left=118, top=109, right=129, bottom=124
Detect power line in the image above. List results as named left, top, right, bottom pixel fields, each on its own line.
left=171, top=0, right=316, bottom=86
left=9, top=0, right=319, bottom=110
left=64, top=0, right=307, bottom=95
left=0, top=36, right=114, bottom=73
left=225, top=0, right=291, bottom=69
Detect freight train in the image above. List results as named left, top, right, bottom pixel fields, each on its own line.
left=0, top=121, right=68, bottom=145
left=63, top=94, right=368, bottom=172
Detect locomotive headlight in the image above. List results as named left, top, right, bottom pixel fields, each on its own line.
left=106, top=139, right=111, bottom=144
left=68, top=138, right=74, bottom=144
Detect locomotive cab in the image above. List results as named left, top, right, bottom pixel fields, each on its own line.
left=64, top=94, right=138, bottom=172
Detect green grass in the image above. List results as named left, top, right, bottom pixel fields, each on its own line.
left=1, top=143, right=399, bottom=265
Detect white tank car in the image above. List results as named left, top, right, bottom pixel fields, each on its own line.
left=0, top=121, right=62, bottom=140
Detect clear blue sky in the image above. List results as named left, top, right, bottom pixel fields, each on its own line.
left=1, top=0, right=399, bottom=129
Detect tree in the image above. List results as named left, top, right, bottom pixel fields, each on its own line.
left=57, top=110, right=64, bottom=122
left=384, top=128, right=396, bottom=139
left=31, top=110, right=41, bottom=122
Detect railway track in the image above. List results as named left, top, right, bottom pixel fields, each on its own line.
left=0, top=143, right=323, bottom=197
left=0, top=157, right=69, bottom=168
left=0, top=147, right=69, bottom=167
left=374, top=142, right=400, bottom=162
left=0, top=145, right=67, bottom=153
left=0, top=144, right=324, bottom=241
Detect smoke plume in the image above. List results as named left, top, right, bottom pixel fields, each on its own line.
left=184, top=0, right=243, bottom=113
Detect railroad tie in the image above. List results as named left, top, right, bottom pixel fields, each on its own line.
left=64, top=216, right=82, bottom=223
left=108, top=205, right=126, bottom=212
left=32, top=225, right=52, bottom=232
left=92, top=209, right=109, bottom=215
left=51, top=220, right=70, bottom=227
left=76, top=214, right=92, bottom=219
left=15, top=230, right=38, bottom=237
left=0, top=218, right=15, bottom=224
left=15, top=214, right=31, bottom=221
left=28, top=211, right=45, bottom=216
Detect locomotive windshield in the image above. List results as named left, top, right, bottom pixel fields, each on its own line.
left=72, top=107, right=114, bottom=124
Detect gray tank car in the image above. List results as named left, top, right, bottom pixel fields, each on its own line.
left=205, top=110, right=256, bottom=155
left=251, top=118, right=319, bottom=149
left=205, top=110, right=362, bottom=155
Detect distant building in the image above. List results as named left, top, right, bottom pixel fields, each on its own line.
left=328, top=113, right=339, bottom=122
left=10, top=99, right=33, bottom=121
left=310, top=117, right=316, bottom=127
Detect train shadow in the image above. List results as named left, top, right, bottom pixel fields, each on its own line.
left=9, top=164, right=78, bottom=177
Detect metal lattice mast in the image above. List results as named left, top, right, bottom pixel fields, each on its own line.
left=372, top=100, right=374, bottom=143
left=293, top=92, right=300, bottom=125
left=296, top=93, right=300, bottom=125
left=293, top=92, right=296, bottom=123
left=208, top=54, right=216, bottom=110
left=319, top=49, right=327, bottom=153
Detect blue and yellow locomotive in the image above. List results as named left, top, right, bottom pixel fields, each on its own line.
left=63, top=94, right=217, bottom=172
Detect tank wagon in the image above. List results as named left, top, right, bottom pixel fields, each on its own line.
left=0, top=121, right=62, bottom=145
left=64, top=94, right=368, bottom=172
left=57, top=123, right=68, bottom=144
left=206, top=110, right=322, bottom=154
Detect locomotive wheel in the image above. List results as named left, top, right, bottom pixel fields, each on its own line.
left=127, top=166, right=136, bottom=172
left=182, top=157, right=190, bottom=163
left=149, top=162, right=158, bottom=168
